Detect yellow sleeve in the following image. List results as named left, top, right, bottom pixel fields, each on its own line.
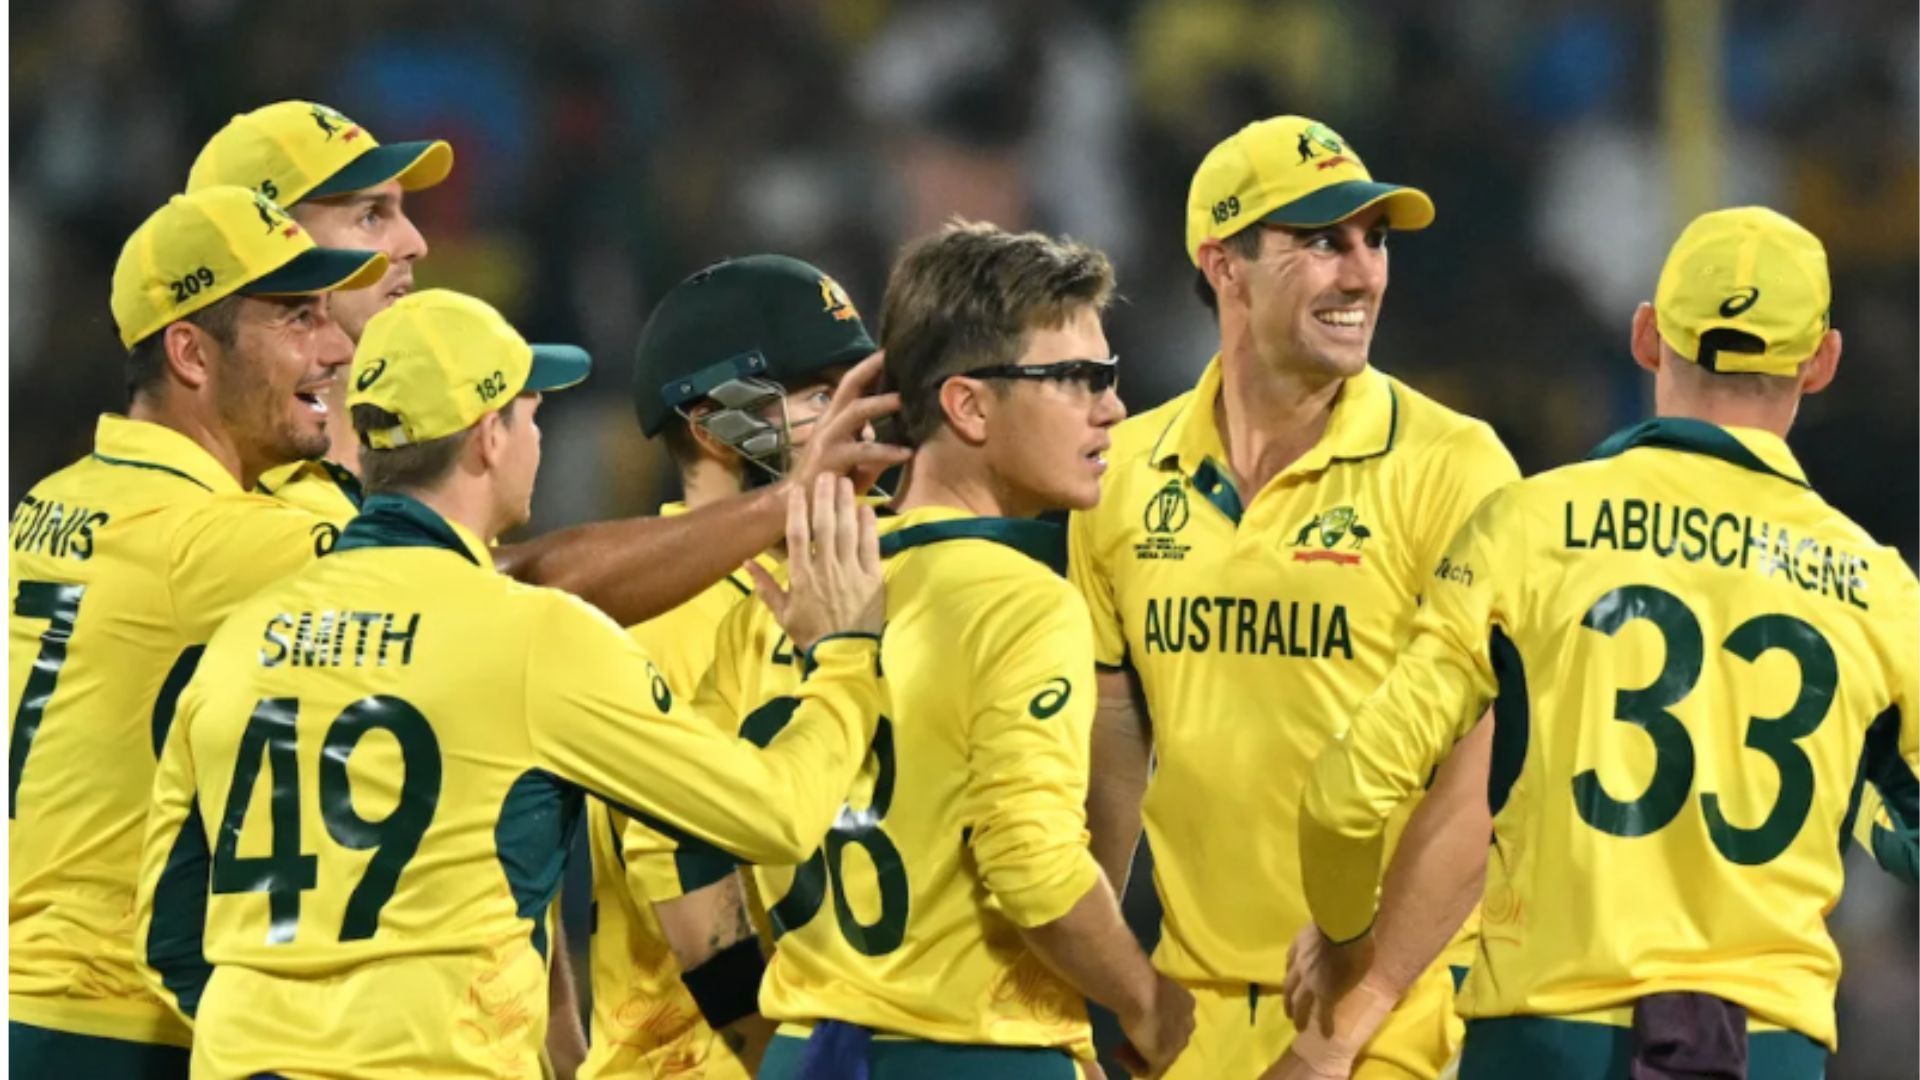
left=134, top=685, right=213, bottom=1024
left=169, top=494, right=326, bottom=639
left=1405, top=421, right=1520, bottom=589
left=1067, top=506, right=1128, bottom=669
left=524, top=592, right=884, bottom=866
left=1300, top=488, right=1520, bottom=941
left=963, top=577, right=1103, bottom=928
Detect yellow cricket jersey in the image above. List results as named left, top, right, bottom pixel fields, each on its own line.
left=582, top=502, right=760, bottom=1080
left=1066, top=358, right=1518, bottom=984
left=8, top=415, right=328, bottom=1048
left=697, top=505, right=1102, bottom=1056
left=131, top=493, right=888, bottom=1078
left=256, top=458, right=364, bottom=550
left=1299, top=418, right=1920, bottom=1050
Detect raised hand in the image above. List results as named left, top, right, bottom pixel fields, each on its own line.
left=785, top=351, right=912, bottom=495
left=746, top=475, right=884, bottom=652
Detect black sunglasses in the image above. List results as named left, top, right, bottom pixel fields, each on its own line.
left=960, top=357, right=1120, bottom=394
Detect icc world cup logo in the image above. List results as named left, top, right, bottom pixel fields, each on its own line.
left=1144, top=480, right=1190, bottom=535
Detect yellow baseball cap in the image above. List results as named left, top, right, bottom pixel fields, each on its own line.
left=1185, top=115, right=1435, bottom=264
left=111, top=186, right=389, bottom=350
left=1654, top=207, right=1831, bottom=376
left=187, top=100, right=454, bottom=207
left=349, top=289, right=591, bottom=449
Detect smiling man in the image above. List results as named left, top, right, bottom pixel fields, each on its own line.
left=7, top=186, right=385, bottom=1078
left=1066, top=116, right=1520, bottom=1078
left=187, top=99, right=452, bottom=523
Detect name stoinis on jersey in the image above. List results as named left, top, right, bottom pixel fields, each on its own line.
left=259, top=609, right=422, bottom=668
left=1562, top=496, right=1872, bottom=609
left=10, top=495, right=110, bottom=561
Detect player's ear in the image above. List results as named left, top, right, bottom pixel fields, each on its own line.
left=1196, top=239, right=1239, bottom=306
left=1798, top=327, right=1842, bottom=396
left=937, top=375, right=990, bottom=446
left=1629, top=303, right=1662, bottom=375
left=162, top=320, right=217, bottom=392
left=682, top=402, right=734, bottom=462
left=472, top=409, right=510, bottom=472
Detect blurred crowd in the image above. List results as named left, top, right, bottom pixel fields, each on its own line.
left=10, top=1, right=1916, bottom=1075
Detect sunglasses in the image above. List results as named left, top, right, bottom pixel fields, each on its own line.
left=960, top=357, right=1120, bottom=394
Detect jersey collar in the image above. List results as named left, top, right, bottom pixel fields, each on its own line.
left=90, top=414, right=242, bottom=494
left=1588, top=418, right=1809, bottom=488
left=1149, top=357, right=1399, bottom=479
left=877, top=504, right=1066, bottom=574
left=256, top=458, right=366, bottom=509
left=333, top=492, right=495, bottom=567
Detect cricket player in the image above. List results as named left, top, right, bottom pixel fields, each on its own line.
left=1280, top=207, right=1918, bottom=1080
left=188, top=99, right=451, bottom=525
left=583, top=254, right=878, bottom=1079
left=131, top=289, right=893, bottom=1079
left=1067, top=115, right=1519, bottom=1078
left=699, top=222, right=1195, bottom=1079
left=7, top=186, right=385, bottom=1077
left=185, top=100, right=912, bottom=629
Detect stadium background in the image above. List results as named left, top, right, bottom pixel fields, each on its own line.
left=8, top=1, right=1914, bottom=1075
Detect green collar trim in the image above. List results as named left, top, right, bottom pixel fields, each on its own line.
left=90, top=453, right=215, bottom=492
left=333, top=493, right=481, bottom=565
left=319, top=460, right=365, bottom=509
left=1190, top=459, right=1246, bottom=526
left=1588, top=418, right=1807, bottom=488
left=879, top=517, right=1066, bottom=574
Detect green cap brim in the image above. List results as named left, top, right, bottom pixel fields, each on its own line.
left=526, top=344, right=592, bottom=393
left=245, top=246, right=387, bottom=296
left=305, top=140, right=454, bottom=201
left=1261, top=181, right=1436, bottom=231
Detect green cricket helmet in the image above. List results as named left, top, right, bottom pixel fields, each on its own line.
left=632, top=254, right=877, bottom=465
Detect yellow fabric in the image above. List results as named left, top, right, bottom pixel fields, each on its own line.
left=256, top=459, right=360, bottom=549
left=8, top=415, right=328, bottom=1048
left=1654, top=207, right=1831, bottom=375
left=1164, top=969, right=1460, bottom=1080
left=1184, top=115, right=1433, bottom=262
left=110, top=186, right=386, bottom=348
left=131, top=495, right=886, bottom=1077
left=187, top=100, right=453, bottom=207
left=697, top=506, right=1100, bottom=1056
left=1067, top=358, right=1517, bottom=991
left=1299, top=421, right=1920, bottom=1050
left=582, top=500, right=759, bottom=1080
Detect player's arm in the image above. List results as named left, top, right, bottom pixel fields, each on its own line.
left=494, top=353, right=907, bottom=625
left=616, top=806, right=775, bottom=1064
left=1067, top=502, right=1152, bottom=895
left=545, top=914, right=587, bottom=1080
left=654, top=874, right=775, bottom=1067
left=528, top=478, right=887, bottom=866
left=1088, top=665, right=1152, bottom=895
left=134, top=689, right=214, bottom=1025
left=964, top=583, right=1192, bottom=1077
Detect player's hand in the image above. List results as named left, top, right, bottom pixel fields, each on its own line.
left=747, top=475, right=884, bottom=651
left=1282, top=924, right=1373, bottom=1035
left=785, top=351, right=911, bottom=495
left=1112, top=972, right=1195, bottom=1077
